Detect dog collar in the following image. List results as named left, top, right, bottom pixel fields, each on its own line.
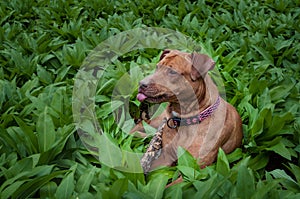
left=167, top=96, right=220, bottom=129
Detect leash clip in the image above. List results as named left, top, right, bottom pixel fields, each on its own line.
left=167, top=117, right=181, bottom=129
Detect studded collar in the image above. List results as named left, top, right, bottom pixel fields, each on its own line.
left=167, top=96, right=220, bottom=129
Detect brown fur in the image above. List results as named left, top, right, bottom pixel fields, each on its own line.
left=131, top=50, right=243, bottom=176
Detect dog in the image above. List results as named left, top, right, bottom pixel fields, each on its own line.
left=131, top=49, right=243, bottom=177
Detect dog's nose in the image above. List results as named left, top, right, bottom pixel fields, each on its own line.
left=139, top=77, right=152, bottom=90
left=139, top=81, right=148, bottom=89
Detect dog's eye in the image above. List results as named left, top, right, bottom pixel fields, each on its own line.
left=167, top=68, right=178, bottom=75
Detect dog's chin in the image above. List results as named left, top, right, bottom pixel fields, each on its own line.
left=137, top=93, right=169, bottom=103
left=145, top=95, right=168, bottom=103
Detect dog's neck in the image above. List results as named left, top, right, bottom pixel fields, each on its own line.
left=168, top=76, right=219, bottom=118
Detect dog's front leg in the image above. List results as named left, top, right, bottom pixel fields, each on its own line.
left=130, top=122, right=148, bottom=137
left=148, top=144, right=178, bottom=170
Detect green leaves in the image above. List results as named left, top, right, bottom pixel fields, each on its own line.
left=37, top=106, right=56, bottom=152
left=0, top=154, right=64, bottom=199
left=236, top=165, right=256, bottom=199
left=142, top=174, right=169, bottom=199
left=75, top=166, right=96, bottom=193
left=0, top=0, right=299, bottom=198
left=177, top=147, right=203, bottom=181
left=55, top=167, right=76, bottom=199
left=216, top=149, right=230, bottom=177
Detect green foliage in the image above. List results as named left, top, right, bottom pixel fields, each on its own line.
left=0, top=0, right=299, bottom=198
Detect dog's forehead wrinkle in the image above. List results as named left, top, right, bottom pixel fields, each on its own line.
left=159, top=56, right=191, bottom=74
left=162, top=53, right=188, bottom=63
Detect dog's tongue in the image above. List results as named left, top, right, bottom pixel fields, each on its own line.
left=137, top=93, right=147, bottom=102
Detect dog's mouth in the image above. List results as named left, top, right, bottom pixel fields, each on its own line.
left=137, top=92, right=168, bottom=103
left=137, top=93, right=148, bottom=102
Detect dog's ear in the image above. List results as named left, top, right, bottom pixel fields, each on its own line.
left=159, top=49, right=171, bottom=60
left=190, top=52, right=215, bottom=81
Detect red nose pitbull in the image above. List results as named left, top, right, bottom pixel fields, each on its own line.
left=131, top=49, right=243, bottom=176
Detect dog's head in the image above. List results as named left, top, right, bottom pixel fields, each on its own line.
left=137, top=50, right=215, bottom=103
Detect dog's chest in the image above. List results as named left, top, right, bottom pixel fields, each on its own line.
left=161, top=127, right=177, bottom=146
left=161, top=117, right=212, bottom=147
